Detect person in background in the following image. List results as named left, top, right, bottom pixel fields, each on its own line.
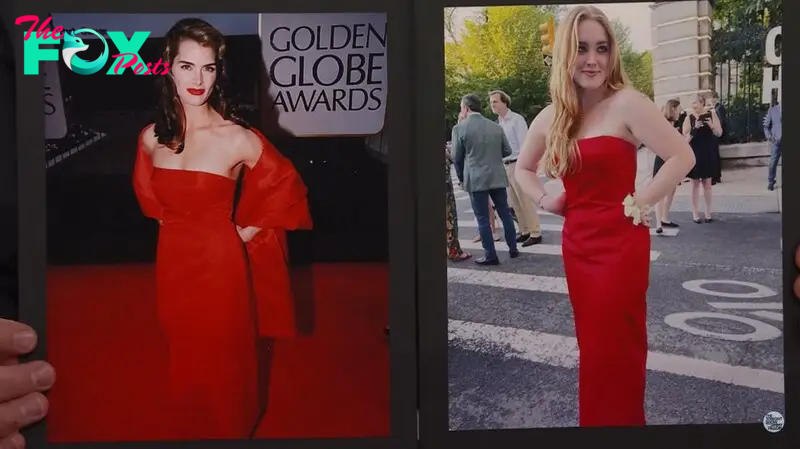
left=456, top=110, right=501, bottom=243
left=446, top=140, right=471, bottom=261
left=489, top=90, right=542, bottom=247
left=708, top=92, right=727, bottom=142
left=707, top=92, right=726, bottom=184
left=764, top=90, right=782, bottom=191
left=683, top=93, right=723, bottom=223
left=652, top=98, right=683, bottom=234
left=452, top=93, right=518, bottom=265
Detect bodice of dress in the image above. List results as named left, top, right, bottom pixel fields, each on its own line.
left=150, top=168, right=236, bottom=226
left=561, top=135, right=637, bottom=213
left=688, top=114, right=715, bottom=147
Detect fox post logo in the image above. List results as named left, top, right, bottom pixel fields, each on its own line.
left=17, top=15, right=169, bottom=76
left=58, top=28, right=109, bottom=75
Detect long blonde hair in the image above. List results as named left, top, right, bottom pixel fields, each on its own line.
left=541, top=6, right=629, bottom=178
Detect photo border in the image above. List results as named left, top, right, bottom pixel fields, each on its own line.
left=14, top=1, right=417, bottom=449
left=415, top=1, right=799, bottom=448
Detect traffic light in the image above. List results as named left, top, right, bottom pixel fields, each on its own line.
left=540, top=17, right=556, bottom=56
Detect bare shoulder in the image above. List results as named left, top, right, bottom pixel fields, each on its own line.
left=139, top=123, right=158, bottom=155
left=529, top=104, right=555, bottom=134
left=613, top=88, right=653, bottom=112
left=220, top=122, right=262, bottom=161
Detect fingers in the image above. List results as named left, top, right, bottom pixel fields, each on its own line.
left=795, top=246, right=799, bottom=271
left=0, top=433, right=24, bottom=449
left=0, top=392, right=48, bottom=438
left=795, top=248, right=800, bottom=299
left=0, top=322, right=37, bottom=358
left=0, top=361, right=55, bottom=403
left=794, top=275, right=800, bottom=300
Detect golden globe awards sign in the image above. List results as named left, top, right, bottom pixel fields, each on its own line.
left=43, top=59, right=67, bottom=139
left=762, top=26, right=781, bottom=104
left=260, top=13, right=387, bottom=136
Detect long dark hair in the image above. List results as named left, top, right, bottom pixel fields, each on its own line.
left=154, top=18, right=243, bottom=153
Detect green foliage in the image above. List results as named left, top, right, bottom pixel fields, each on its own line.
left=723, top=96, right=770, bottom=144
left=711, top=0, right=781, bottom=64
left=443, top=6, right=654, bottom=138
left=711, top=0, right=781, bottom=142
left=612, top=18, right=654, bottom=100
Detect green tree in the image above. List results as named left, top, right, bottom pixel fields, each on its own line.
left=710, top=0, right=781, bottom=142
left=444, top=7, right=654, bottom=138
left=444, top=6, right=552, bottom=137
left=612, top=19, right=654, bottom=99
left=712, top=0, right=781, bottom=64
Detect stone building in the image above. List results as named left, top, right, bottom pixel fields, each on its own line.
left=650, top=0, right=715, bottom=109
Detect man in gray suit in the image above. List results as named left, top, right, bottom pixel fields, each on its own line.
left=451, top=94, right=518, bottom=265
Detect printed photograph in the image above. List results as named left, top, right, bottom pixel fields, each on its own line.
left=443, top=1, right=784, bottom=430
left=39, top=12, right=390, bottom=442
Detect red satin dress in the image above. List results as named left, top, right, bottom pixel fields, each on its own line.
left=132, top=126, right=312, bottom=439
left=560, top=135, right=650, bottom=427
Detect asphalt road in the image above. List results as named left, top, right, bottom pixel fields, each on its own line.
left=447, top=175, right=785, bottom=430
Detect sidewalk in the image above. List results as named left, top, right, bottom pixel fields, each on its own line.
left=539, top=150, right=782, bottom=215
left=636, top=149, right=782, bottom=214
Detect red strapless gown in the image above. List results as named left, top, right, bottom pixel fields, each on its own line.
left=561, top=136, right=650, bottom=427
left=132, top=126, right=313, bottom=439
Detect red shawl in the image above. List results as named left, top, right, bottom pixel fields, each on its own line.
left=132, top=126, right=313, bottom=338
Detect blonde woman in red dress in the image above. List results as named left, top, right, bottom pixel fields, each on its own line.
left=514, top=6, right=695, bottom=426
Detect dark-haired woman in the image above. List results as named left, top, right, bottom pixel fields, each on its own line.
left=132, top=18, right=312, bottom=439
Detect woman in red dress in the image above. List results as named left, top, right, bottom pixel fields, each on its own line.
left=132, top=18, right=312, bottom=439
left=514, top=6, right=695, bottom=426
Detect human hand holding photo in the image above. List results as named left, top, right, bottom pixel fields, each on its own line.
left=0, top=319, right=55, bottom=448
left=794, top=246, right=800, bottom=299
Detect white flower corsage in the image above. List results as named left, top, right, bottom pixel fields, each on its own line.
left=622, top=194, right=651, bottom=226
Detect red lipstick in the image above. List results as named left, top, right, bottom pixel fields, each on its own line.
left=187, top=88, right=206, bottom=96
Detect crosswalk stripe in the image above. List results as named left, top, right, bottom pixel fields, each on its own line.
left=457, top=239, right=662, bottom=261
left=458, top=222, right=679, bottom=237
left=448, top=267, right=567, bottom=294
left=448, top=319, right=784, bottom=393
left=462, top=208, right=556, bottom=216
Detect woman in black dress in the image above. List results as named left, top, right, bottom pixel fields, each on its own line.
left=652, top=98, right=683, bottom=233
left=682, top=94, right=723, bottom=223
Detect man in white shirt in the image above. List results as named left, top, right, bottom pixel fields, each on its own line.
left=489, top=90, right=542, bottom=246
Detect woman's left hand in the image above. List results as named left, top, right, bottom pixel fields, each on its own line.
left=236, top=225, right=260, bottom=243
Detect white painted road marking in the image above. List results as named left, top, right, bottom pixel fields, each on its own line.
left=663, top=312, right=783, bottom=342
left=448, top=319, right=784, bottom=393
left=448, top=267, right=567, bottom=294
left=707, top=302, right=783, bottom=310
left=750, top=310, right=784, bottom=321
left=662, top=280, right=784, bottom=342
left=457, top=239, right=662, bottom=261
left=682, top=279, right=778, bottom=299
left=462, top=208, right=555, bottom=216
left=458, top=222, right=679, bottom=237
